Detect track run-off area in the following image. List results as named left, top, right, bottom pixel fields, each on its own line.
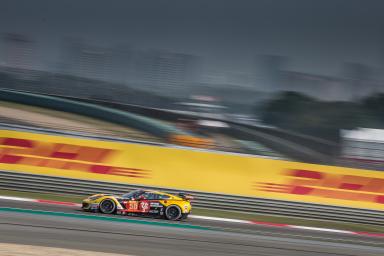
left=1, top=197, right=384, bottom=256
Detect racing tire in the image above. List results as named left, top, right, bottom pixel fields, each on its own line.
left=99, top=199, right=116, bottom=214
left=165, top=205, right=182, bottom=220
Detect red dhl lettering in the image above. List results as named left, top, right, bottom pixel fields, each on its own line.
left=0, top=137, right=150, bottom=178
left=255, top=169, right=384, bottom=204
left=0, top=138, right=112, bottom=163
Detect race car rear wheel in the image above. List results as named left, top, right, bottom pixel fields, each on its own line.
left=99, top=199, right=116, bottom=214
left=165, top=205, right=182, bottom=220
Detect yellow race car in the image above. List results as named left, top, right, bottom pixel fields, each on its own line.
left=82, top=189, right=193, bottom=220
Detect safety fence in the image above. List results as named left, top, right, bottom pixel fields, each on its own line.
left=1, top=170, right=384, bottom=225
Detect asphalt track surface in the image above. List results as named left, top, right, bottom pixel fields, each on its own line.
left=1, top=199, right=384, bottom=256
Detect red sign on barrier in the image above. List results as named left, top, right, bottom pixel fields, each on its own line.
left=0, top=137, right=150, bottom=178
left=256, top=169, right=384, bottom=204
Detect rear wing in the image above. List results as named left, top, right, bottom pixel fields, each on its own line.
left=178, top=192, right=194, bottom=200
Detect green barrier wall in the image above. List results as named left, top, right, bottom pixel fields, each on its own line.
left=0, top=89, right=191, bottom=139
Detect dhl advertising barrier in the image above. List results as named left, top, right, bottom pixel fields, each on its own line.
left=1, top=129, right=384, bottom=211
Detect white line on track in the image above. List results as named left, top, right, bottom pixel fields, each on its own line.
left=189, top=215, right=250, bottom=224
left=290, top=225, right=355, bottom=234
left=0, top=195, right=35, bottom=202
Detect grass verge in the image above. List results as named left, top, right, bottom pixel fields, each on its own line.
left=1, top=189, right=384, bottom=233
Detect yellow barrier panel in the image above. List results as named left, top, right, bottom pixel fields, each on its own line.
left=0, top=129, right=384, bottom=211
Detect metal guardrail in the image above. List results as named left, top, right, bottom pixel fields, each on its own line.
left=1, top=170, right=383, bottom=225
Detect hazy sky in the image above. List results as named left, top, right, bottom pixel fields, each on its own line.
left=1, top=0, right=384, bottom=76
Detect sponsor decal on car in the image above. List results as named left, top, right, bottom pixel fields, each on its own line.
left=140, top=201, right=150, bottom=212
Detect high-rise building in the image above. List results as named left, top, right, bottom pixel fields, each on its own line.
left=254, top=54, right=288, bottom=92
left=2, top=33, right=35, bottom=73
left=79, top=47, right=108, bottom=81
left=106, top=45, right=134, bottom=84
left=342, top=62, right=373, bottom=99
left=63, top=40, right=109, bottom=81
left=283, top=71, right=348, bottom=101
left=134, top=50, right=201, bottom=97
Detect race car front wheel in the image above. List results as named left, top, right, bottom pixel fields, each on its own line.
left=99, top=199, right=116, bottom=214
left=165, top=205, right=182, bottom=220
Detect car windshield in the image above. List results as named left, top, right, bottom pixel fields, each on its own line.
left=122, top=190, right=144, bottom=199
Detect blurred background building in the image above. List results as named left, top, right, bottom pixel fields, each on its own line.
left=2, top=33, right=38, bottom=80
left=341, top=128, right=384, bottom=170
left=134, top=50, right=201, bottom=97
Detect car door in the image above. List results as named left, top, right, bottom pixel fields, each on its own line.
left=139, top=192, right=167, bottom=215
